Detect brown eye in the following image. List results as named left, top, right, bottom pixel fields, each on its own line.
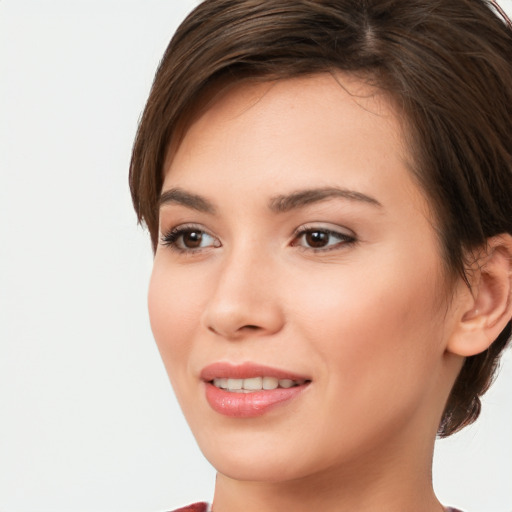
left=305, top=231, right=329, bottom=248
left=293, top=228, right=355, bottom=251
left=161, top=226, right=220, bottom=251
left=182, top=230, right=204, bottom=248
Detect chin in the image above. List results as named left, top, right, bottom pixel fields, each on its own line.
left=196, top=424, right=354, bottom=486
left=206, top=450, right=312, bottom=483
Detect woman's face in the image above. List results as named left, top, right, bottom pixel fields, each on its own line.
left=149, top=74, right=464, bottom=482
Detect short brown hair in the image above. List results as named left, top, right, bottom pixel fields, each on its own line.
left=129, top=0, right=512, bottom=436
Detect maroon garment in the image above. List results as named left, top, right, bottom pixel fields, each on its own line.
left=172, top=504, right=462, bottom=512
left=170, top=503, right=209, bottom=512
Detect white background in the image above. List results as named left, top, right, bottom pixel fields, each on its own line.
left=1, top=1, right=511, bottom=511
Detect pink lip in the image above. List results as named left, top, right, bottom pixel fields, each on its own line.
left=200, top=362, right=311, bottom=418
left=200, top=362, right=309, bottom=381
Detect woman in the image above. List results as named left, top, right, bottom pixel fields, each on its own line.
left=129, top=1, right=512, bottom=511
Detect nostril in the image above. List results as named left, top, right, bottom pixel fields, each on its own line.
left=207, top=323, right=263, bottom=339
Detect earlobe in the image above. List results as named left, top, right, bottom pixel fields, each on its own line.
left=447, top=234, right=512, bottom=357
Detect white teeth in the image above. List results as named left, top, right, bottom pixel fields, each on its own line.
left=212, top=376, right=304, bottom=392
left=262, top=376, right=279, bottom=390
left=227, top=378, right=243, bottom=390
left=213, top=378, right=228, bottom=389
left=243, top=377, right=262, bottom=390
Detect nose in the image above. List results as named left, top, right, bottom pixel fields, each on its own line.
left=200, top=249, right=285, bottom=340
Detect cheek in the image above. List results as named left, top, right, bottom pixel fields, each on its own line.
left=288, top=249, right=446, bottom=398
left=277, top=257, right=448, bottom=461
left=147, top=262, right=204, bottom=379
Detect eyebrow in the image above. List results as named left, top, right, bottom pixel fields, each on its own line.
left=268, top=187, right=382, bottom=213
left=159, top=187, right=217, bottom=214
left=159, top=185, right=382, bottom=215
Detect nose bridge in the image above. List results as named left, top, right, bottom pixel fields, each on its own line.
left=201, top=240, right=283, bottom=339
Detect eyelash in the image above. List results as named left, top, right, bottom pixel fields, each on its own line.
left=291, top=226, right=356, bottom=252
left=160, top=225, right=356, bottom=254
left=160, top=224, right=220, bottom=254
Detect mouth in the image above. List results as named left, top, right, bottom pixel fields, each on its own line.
left=211, top=376, right=309, bottom=393
left=200, top=363, right=311, bottom=418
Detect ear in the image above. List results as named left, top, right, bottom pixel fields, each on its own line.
left=447, top=234, right=512, bottom=357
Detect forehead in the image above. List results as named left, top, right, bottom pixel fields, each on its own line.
left=164, top=73, right=403, bottom=165
left=163, top=73, right=418, bottom=204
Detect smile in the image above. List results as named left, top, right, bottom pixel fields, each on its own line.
left=201, top=363, right=311, bottom=417
left=212, top=377, right=307, bottom=392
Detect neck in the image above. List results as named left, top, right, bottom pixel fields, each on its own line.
left=213, top=468, right=442, bottom=512
left=212, top=421, right=444, bottom=512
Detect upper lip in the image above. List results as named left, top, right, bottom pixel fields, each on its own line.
left=200, top=362, right=311, bottom=382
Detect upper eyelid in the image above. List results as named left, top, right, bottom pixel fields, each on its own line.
left=159, top=223, right=213, bottom=241
left=160, top=222, right=211, bottom=235
left=293, top=222, right=355, bottom=236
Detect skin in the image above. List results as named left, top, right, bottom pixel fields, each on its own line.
left=148, top=74, right=489, bottom=512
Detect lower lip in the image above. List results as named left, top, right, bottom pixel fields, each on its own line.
left=204, top=382, right=308, bottom=418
